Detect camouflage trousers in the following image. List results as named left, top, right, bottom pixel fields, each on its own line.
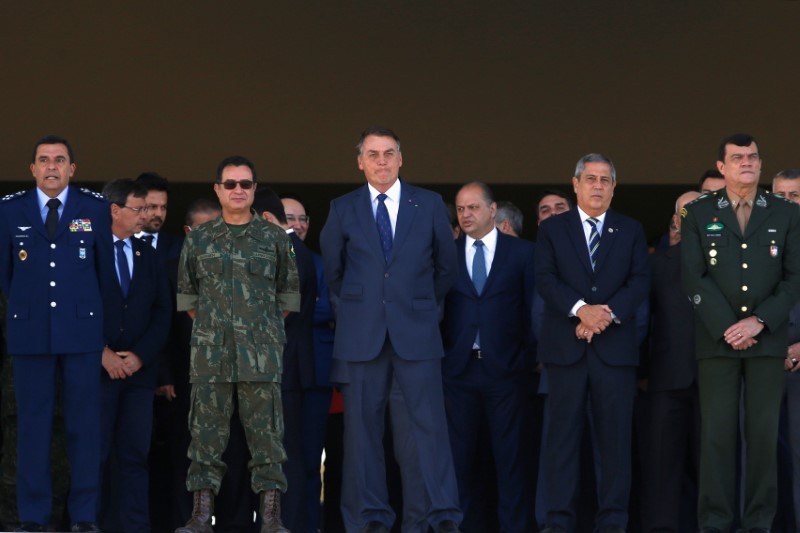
left=0, top=356, right=70, bottom=529
left=186, top=382, right=287, bottom=494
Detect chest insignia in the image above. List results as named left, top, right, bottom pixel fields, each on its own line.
left=69, top=219, right=93, bottom=232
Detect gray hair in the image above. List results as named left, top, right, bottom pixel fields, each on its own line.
left=495, top=201, right=523, bottom=235
left=574, top=153, right=616, bottom=183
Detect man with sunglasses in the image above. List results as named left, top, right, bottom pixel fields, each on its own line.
left=175, top=156, right=300, bottom=533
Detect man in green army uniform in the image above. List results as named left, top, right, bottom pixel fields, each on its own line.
left=682, top=133, right=800, bottom=533
left=175, top=156, right=300, bottom=533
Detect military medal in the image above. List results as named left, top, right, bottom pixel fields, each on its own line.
left=79, top=248, right=86, bottom=259
left=18, top=250, right=27, bottom=261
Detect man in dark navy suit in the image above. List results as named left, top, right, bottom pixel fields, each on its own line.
left=536, top=153, right=650, bottom=533
left=134, top=172, right=184, bottom=264
left=0, top=135, right=111, bottom=533
left=97, top=179, right=172, bottom=533
left=253, top=187, right=318, bottom=533
left=441, top=182, right=535, bottom=533
left=320, top=126, right=461, bottom=533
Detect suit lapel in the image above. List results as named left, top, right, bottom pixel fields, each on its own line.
left=390, top=182, right=416, bottom=265
left=483, top=232, right=508, bottom=294
left=593, top=210, right=619, bottom=273
left=353, top=185, right=386, bottom=265
left=743, top=188, right=771, bottom=239
left=566, top=210, right=594, bottom=276
left=712, top=190, right=742, bottom=240
left=455, top=235, right=476, bottom=296
left=22, top=191, right=48, bottom=239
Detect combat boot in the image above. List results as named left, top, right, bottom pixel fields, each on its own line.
left=259, top=489, right=290, bottom=533
left=175, top=489, right=214, bottom=533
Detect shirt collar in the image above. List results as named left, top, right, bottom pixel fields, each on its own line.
left=37, top=186, right=69, bottom=212
left=726, top=187, right=757, bottom=208
left=465, top=226, right=498, bottom=253
left=577, top=206, right=607, bottom=225
left=368, top=179, right=401, bottom=204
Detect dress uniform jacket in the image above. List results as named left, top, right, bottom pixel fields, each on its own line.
left=176, top=212, right=300, bottom=384
left=682, top=188, right=800, bottom=358
left=0, top=187, right=110, bottom=354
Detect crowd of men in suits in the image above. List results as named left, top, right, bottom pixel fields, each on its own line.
left=1, top=129, right=800, bottom=533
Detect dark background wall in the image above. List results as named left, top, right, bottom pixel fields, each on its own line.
left=2, top=2, right=798, bottom=241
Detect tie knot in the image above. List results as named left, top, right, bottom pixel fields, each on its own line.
left=587, top=217, right=598, bottom=227
left=474, top=240, right=484, bottom=249
left=115, top=239, right=126, bottom=250
left=141, top=234, right=154, bottom=245
left=46, top=198, right=61, bottom=209
left=377, top=193, right=388, bottom=204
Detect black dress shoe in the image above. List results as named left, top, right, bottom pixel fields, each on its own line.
left=361, top=522, right=389, bottom=533
left=434, top=520, right=462, bottom=533
left=15, top=523, right=48, bottom=533
left=540, top=527, right=568, bottom=533
left=71, top=523, right=101, bottom=532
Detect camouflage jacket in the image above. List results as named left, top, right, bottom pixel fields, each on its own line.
left=177, top=213, right=300, bottom=383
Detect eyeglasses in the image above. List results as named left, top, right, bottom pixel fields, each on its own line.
left=286, top=214, right=310, bottom=224
left=121, top=205, right=148, bottom=213
left=218, top=179, right=255, bottom=190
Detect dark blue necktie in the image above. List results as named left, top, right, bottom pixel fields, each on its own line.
left=140, top=234, right=155, bottom=248
left=473, top=240, right=487, bottom=348
left=587, top=218, right=600, bottom=271
left=376, top=193, right=393, bottom=262
left=472, top=240, right=486, bottom=294
left=115, top=240, right=131, bottom=297
left=45, top=198, right=61, bottom=239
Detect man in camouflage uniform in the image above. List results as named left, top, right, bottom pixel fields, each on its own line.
left=175, top=155, right=299, bottom=533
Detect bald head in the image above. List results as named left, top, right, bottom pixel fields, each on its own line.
left=675, top=191, right=701, bottom=215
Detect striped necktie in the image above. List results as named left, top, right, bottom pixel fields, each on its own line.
left=587, top=218, right=600, bottom=271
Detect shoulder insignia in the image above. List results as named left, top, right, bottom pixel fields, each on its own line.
left=78, top=187, right=106, bottom=200
left=1, top=190, right=26, bottom=202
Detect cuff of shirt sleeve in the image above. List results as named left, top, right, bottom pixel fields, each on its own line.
left=279, top=292, right=301, bottom=313
left=177, top=293, right=198, bottom=312
left=569, top=300, right=586, bottom=317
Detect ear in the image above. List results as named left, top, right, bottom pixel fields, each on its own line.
left=716, top=160, right=725, bottom=175
left=261, top=211, right=280, bottom=225
left=572, top=176, right=579, bottom=193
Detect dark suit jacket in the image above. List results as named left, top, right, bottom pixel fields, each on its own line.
left=311, top=252, right=335, bottom=387
left=99, top=236, right=172, bottom=388
left=320, top=181, right=457, bottom=362
left=441, top=231, right=536, bottom=379
left=535, top=208, right=650, bottom=366
left=682, top=188, right=800, bottom=359
left=0, top=187, right=111, bottom=355
left=154, top=231, right=184, bottom=262
left=647, top=243, right=697, bottom=391
left=282, top=231, right=317, bottom=390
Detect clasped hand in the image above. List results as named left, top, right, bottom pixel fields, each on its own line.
left=575, top=304, right=613, bottom=343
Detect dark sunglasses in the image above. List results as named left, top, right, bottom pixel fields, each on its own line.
left=218, top=179, right=255, bottom=190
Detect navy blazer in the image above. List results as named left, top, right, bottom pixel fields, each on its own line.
left=0, top=187, right=110, bottom=355
left=282, top=231, right=318, bottom=390
left=320, top=181, right=457, bottom=362
left=441, top=232, right=536, bottom=379
left=535, top=208, right=650, bottom=366
left=311, top=252, right=335, bottom=388
left=154, top=231, right=184, bottom=262
left=99, top=235, right=172, bottom=388
left=646, top=244, right=697, bottom=391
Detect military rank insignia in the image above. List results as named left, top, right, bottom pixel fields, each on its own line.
left=69, top=219, right=93, bottom=232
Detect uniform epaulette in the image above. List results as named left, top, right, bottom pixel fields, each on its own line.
left=1, top=190, right=26, bottom=202
left=77, top=187, right=106, bottom=201
left=768, top=190, right=795, bottom=204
